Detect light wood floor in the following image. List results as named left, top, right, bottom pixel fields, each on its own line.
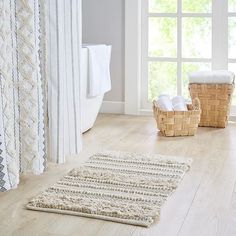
left=0, top=114, right=236, bottom=236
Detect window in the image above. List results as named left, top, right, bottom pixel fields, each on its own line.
left=141, top=0, right=235, bottom=110
left=229, top=0, right=236, bottom=105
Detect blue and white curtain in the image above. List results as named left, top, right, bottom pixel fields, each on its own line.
left=0, top=0, right=82, bottom=191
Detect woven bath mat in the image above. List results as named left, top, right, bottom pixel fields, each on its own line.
left=26, top=151, right=191, bottom=227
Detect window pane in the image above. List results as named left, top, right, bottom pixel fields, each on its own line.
left=182, top=62, right=211, bottom=99
left=148, top=62, right=177, bottom=101
left=229, top=18, right=236, bottom=59
left=182, top=0, right=212, bottom=13
left=228, top=63, right=236, bottom=105
left=149, top=17, right=177, bottom=57
left=229, top=0, right=236, bottom=12
left=149, top=0, right=177, bottom=13
left=182, top=17, right=211, bottom=58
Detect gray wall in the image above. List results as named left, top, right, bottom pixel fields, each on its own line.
left=82, top=0, right=125, bottom=102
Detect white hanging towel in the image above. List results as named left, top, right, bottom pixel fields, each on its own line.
left=84, top=44, right=112, bottom=97
left=189, top=70, right=235, bottom=84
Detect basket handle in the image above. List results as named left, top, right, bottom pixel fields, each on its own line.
left=152, top=100, right=161, bottom=113
left=192, top=97, right=201, bottom=110
left=153, top=100, right=158, bottom=108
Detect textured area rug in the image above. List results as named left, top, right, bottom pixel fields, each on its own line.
left=26, top=151, right=191, bottom=227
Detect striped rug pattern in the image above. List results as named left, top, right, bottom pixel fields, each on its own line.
left=27, top=151, right=191, bottom=227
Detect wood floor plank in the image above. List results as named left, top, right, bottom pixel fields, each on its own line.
left=178, top=149, right=236, bottom=236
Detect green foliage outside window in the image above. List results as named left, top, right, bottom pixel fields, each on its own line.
left=148, top=0, right=236, bottom=106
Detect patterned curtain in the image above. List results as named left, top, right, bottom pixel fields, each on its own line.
left=0, top=0, right=82, bottom=191
left=0, top=0, right=47, bottom=191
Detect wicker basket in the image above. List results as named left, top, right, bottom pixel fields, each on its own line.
left=189, top=83, right=235, bottom=128
left=153, top=98, right=201, bottom=137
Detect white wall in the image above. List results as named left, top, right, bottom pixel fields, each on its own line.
left=82, top=0, right=125, bottom=104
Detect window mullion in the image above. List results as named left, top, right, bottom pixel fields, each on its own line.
left=177, top=0, right=182, bottom=96
left=212, top=0, right=228, bottom=69
left=141, top=0, right=149, bottom=109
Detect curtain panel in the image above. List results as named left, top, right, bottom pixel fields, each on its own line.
left=46, top=0, right=82, bottom=163
left=0, top=0, right=47, bottom=191
left=0, top=0, right=82, bottom=192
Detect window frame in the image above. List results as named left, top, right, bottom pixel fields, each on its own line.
left=140, top=0, right=234, bottom=112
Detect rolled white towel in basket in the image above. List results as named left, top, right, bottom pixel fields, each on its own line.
left=189, top=70, right=235, bottom=84
left=172, top=96, right=188, bottom=111
left=156, top=95, right=188, bottom=111
left=156, top=95, right=173, bottom=111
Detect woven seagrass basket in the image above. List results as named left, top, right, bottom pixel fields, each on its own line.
left=189, top=83, right=235, bottom=128
left=153, top=98, right=201, bottom=137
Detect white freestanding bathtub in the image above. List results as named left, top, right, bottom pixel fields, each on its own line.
left=81, top=46, right=104, bottom=133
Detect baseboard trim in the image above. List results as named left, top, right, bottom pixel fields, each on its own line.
left=100, top=103, right=236, bottom=121
left=139, top=109, right=236, bottom=122
left=99, top=101, right=125, bottom=114
left=139, top=109, right=153, bottom=116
